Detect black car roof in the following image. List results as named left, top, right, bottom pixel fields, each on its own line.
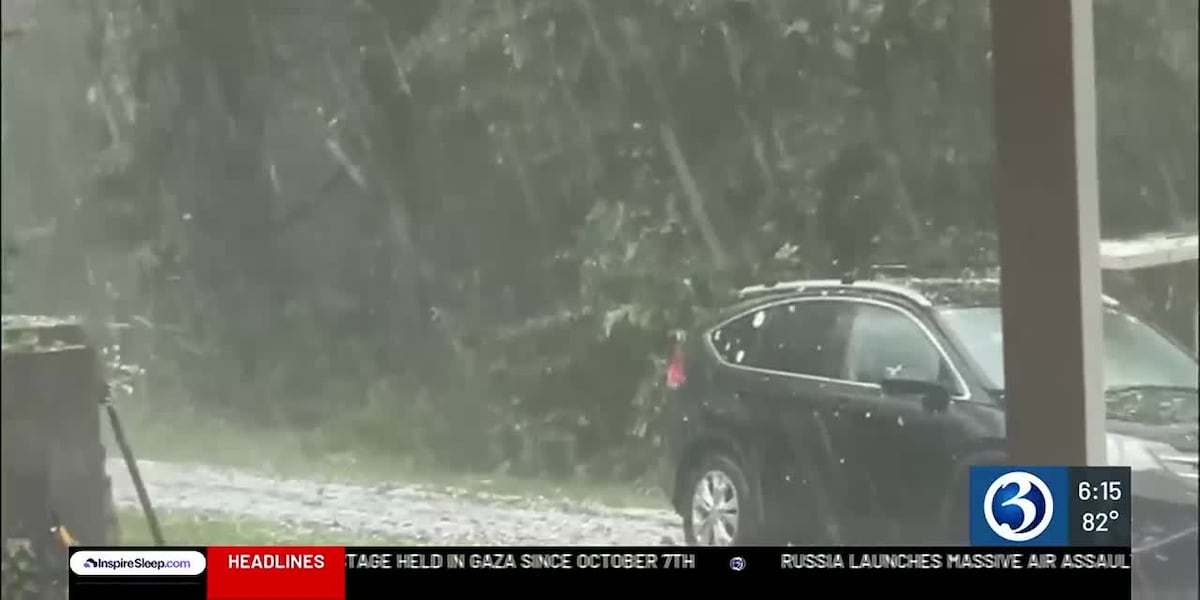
left=714, top=276, right=1120, bottom=328
left=733, top=276, right=1000, bottom=307
left=701, top=278, right=941, bottom=330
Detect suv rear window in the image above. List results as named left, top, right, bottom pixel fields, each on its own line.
left=709, top=300, right=852, bottom=379
left=710, top=310, right=761, bottom=366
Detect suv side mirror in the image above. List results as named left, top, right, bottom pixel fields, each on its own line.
left=879, top=378, right=951, bottom=413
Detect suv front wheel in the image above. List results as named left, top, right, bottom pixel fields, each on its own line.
left=682, top=453, right=761, bottom=546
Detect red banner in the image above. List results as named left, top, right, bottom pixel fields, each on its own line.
left=206, top=546, right=345, bottom=600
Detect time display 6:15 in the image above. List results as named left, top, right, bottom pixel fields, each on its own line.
left=1067, top=466, right=1131, bottom=547
left=1077, top=480, right=1122, bottom=502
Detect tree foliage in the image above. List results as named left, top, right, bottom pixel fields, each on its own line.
left=2, top=0, right=1196, bottom=479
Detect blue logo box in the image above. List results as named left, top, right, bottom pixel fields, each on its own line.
left=969, top=466, right=1069, bottom=546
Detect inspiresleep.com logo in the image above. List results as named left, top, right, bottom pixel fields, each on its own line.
left=969, top=466, right=1068, bottom=546
left=70, top=550, right=206, bottom=577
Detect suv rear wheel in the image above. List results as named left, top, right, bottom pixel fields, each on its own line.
left=683, top=454, right=761, bottom=546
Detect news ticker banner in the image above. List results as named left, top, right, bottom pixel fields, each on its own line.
left=968, top=465, right=1132, bottom=547
left=69, top=546, right=1132, bottom=599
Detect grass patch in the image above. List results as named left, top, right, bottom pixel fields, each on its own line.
left=118, top=508, right=410, bottom=546
left=110, top=399, right=668, bottom=511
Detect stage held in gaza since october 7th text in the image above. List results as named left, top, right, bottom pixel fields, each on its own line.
left=346, top=552, right=698, bottom=570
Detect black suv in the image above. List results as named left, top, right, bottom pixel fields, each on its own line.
left=660, top=277, right=1197, bottom=581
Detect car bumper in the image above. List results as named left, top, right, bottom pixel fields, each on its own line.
left=657, top=453, right=677, bottom=510
left=657, top=391, right=689, bottom=514
left=658, top=416, right=690, bottom=514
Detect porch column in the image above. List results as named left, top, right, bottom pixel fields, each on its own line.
left=990, top=0, right=1106, bottom=465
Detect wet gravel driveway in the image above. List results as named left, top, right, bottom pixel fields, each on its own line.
left=108, top=459, right=682, bottom=545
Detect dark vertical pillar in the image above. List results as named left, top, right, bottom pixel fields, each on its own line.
left=991, top=0, right=1106, bottom=465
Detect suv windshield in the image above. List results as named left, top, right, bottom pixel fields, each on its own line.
left=938, top=306, right=1198, bottom=424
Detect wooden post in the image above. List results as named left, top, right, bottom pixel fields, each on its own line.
left=990, top=0, right=1107, bottom=465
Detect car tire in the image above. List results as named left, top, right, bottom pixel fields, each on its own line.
left=682, top=453, right=761, bottom=546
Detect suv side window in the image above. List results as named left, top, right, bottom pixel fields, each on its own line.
left=711, top=300, right=852, bottom=379
left=842, top=303, right=955, bottom=390
left=756, top=301, right=853, bottom=378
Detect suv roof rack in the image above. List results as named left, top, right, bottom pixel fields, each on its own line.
left=736, top=279, right=935, bottom=307
left=737, top=278, right=1123, bottom=309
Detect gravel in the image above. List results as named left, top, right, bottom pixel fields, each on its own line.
left=108, top=459, right=683, bottom=546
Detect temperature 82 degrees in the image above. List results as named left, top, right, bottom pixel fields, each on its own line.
left=1067, top=466, right=1132, bottom=547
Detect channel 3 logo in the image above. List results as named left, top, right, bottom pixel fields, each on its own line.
left=969, top=466, right=1068, bottom=546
